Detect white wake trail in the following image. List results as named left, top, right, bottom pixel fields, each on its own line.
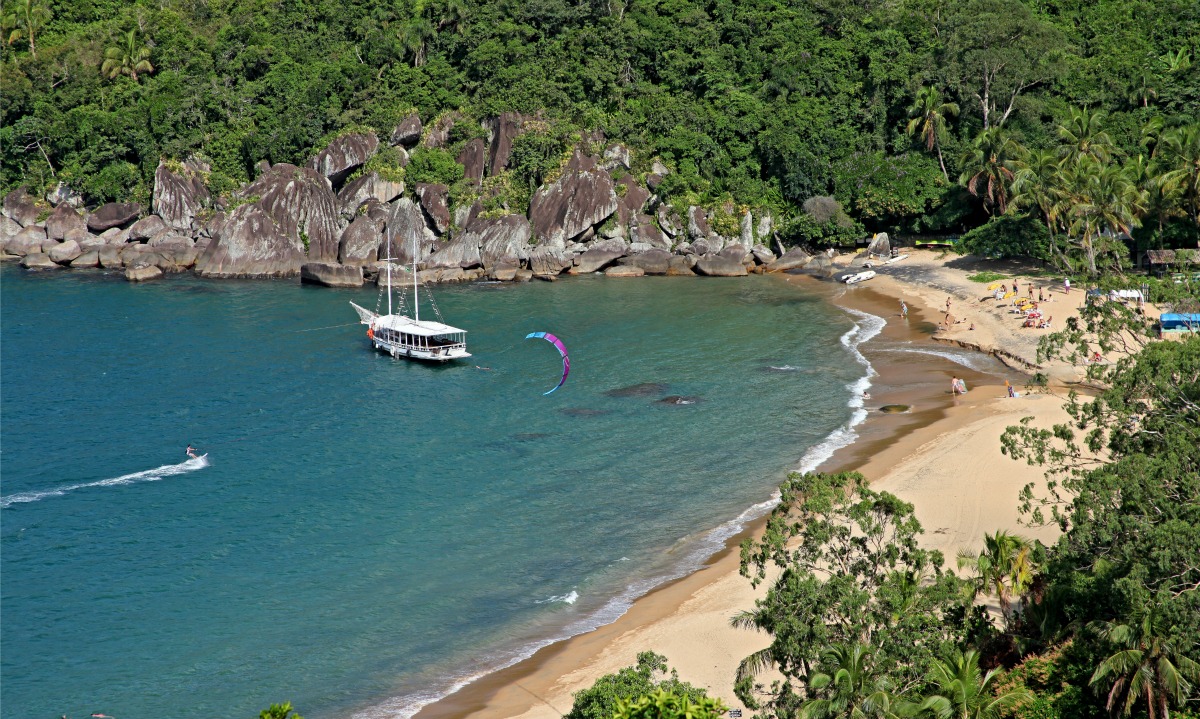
left=1, top=455, right=210, bottom=508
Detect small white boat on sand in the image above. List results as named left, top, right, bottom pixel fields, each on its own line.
left=884, top=254, right=909, bottom=264
left=843, top=270, right=877, bottom=284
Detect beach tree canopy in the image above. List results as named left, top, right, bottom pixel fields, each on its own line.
left=566, top=652, right=715, bottom=719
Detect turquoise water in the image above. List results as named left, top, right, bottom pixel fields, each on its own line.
left=2, top=265, right=874, bottom=719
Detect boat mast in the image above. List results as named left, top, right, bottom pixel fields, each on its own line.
left=413, top=224, right=420, bottom=322
left=386, top=224, right=393, bottom=316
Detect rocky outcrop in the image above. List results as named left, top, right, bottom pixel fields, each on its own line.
left=308, top=132, right=379, bottom=187
left=87, top=203, right=141, bottom=232
left=1, top=215, right=21, bottom=242
left=667, top=255, right=696, bottom=276
left=867, top=232, right=891, bottom=257
left=719, top=243, right=751, bottom=264
left=7, top=226, right=48, bottom=255
left=421, top=113, right=458, bottom=149
left=45, top=204, right=87, bottom=241
left=153, top=160, right=212, bottom=232
left=391, top=113, right=422, bottom=146
left=71, top=250, right=100, bottom=268
left=656, top=205, right=682, bottom=238
left=487, top=112, right=522, bottom=176
left=339, top=215, right=384, bottom=265
left=603, top=143, right=631, bottom=170
left=128, top=215, right=169, bottom=242
left=528, top=246, right=573, bottom=276
left=148, top=232, right=195, bottom=250
left=766, top=247, right=812, bottom=272
left=757, top=211, right=773, bottom=240
left=458, top=138, right=487, bottom=186
left=48, top=240, right=82, bottom=264
left=194, top=203, right=306, bottom=278
left=605, top=265, right=644, bottom=277
left=3, top=187, right=43, bottom=226
left=454, top=200, right=482, bottom=231
left=473, top=215, right=533, bottom=271
left=528, top=155, right=618, bottom=248
left=415, top=183, right=451, bottom=234
left=740, top=211, right=754, bottom=247
left=300, top=262, right=364, bottom=287
left=45, top=181, right=83, bottom=208
left=690, top=236, right=725, bottom=255
left=587, top=237, right=629, bottom=254
left=569, top=248, right=623, bottom=275
left=687, top=206, right=711, bottom=242
left=338, top=172, right=405, bottom=216
left=243, top=163, right=342, bottom=262
left=629, top=214, right=669, bottom=250
left=619, top=248, right=672, bottom=275
left=20, top=253, right=61, bottom=269
left=425, top=235, right=482, bottom=269
left=125, top=264, right=164, bottom=282
left=751, top=245, right=777, bottom=265
left=386, top=198, right=438, bottom=264
left=693, top=254, right=748, bottom=277
left=97, top=246, right=123, bottom=268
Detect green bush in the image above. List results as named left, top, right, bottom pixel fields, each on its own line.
left=405, top=148, right=463, bottom=188
left=959, top=215, right=1053, bottom=262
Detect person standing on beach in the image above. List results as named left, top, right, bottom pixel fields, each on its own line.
left=1064, top=277, right=1071, bottom=294
left=900, top=300, right=908, bottom=318
left=945, top=296, right=952, bottom=312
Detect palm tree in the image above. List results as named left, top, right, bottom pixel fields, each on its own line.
left=1089, top=601, right=1200, bottom=719
left=956, top=531, right=1038, bottom=628
left=800, top=644, right=900, bottom=719
left=959, top=127, right=1024, bottom=215
left=914, top=650, right=1031, bottom=719
left=2, top=0, right=51, bottom=57
left=1057, top=107, right=1116, bottom=164
left=1012, top=149, right=1069, bottom=268
left=906, top=87, right=960, bottom=181
left=1063, top=157, right=1146, bottom=276
left=397, top=16, right=435, bottom=67
left=435, top=0, right=469, bottom=32
left=101, top=28, right=155, bottom=83
left=1157, top=124, right=1200, bottom=225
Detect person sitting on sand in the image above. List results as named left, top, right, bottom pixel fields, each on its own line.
left=1038, top=316, right=1053, bottom=329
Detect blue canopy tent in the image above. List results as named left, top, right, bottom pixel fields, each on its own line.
left=1160, top=313, right=1200, bottom=334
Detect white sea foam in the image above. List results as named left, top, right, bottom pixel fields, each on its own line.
left=537, top=591, right=580, bottom=605
left=348, top=309, right=891, bottom=719
left=0, top=455, right=210, bottom=509
left=767, top=365, right=800, bottom=371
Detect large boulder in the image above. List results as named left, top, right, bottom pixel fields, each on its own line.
left=308, top=132, right=380, bottom=187
left=338, top=172, right=405, bottom=217
left=587, top=237, right=629, bottom=254
left=1, top=215, right=21, bottom=242
left=385, top=198, right=438, bottom=264
left=807, top=253, right=835, bottom=276
left=300, top=262, right=364, bottom=288
left=153, top=160, right=212, bottom=232
left=569, top=248, right=623, bottom=275
left=415, top=183, right=451, bottom=235
left=667, top=255, right=696, bottom=276
left=454, top=200, right=482, bottom=232
left=45, top=204, right=87, bottom=241
left=528, top=154, right=618, bottom=248
left=757, top=211, right=773, bottom=240
left=7, top=226, right=48, bottom=255
left=619, top=248, right=672, bottom=275
left=629, top=214, right=670, bottom=250
left=128, top=214, right=170, bottom=243
left=421, top=113, right=458, bottom=149
left=766, top=247, right=812, bottom=272
left=719, top=243, right=751, bottom=264
left=605, top=265, right=644, bottom=277
left=528, top=246, right=573, bottom=276
left=148, top=232, right=195, bottom=250
left=656, top=204, right=682, bottom=238
left=87, top=203, right=141, bottom=232
left=125, top=264, right=164, bottom=282
left=98, top=226, right=130, bottom=245
left=3, top=187, right=43, bottom=226
left=693, top=254, right=748, bottom=277
left=472, top=215, right=533, bottom=271
left=603, top=143, right=631, bottom=170
left=20, top=253, right=60, bottom=270
left=98, top=246, right=124, bottom=268
left=194, top=203, right=306, bottom=278
left=866, top=232, right=891, bottom=257
left=614, top=175, right=651, bottom=232
left=690, top=236, right=725, bottom=255
left=740, top=211, right=754, bottom=247
left=487, top=112, right=522, bottom=176
left=71, top=250, right=100, bottom=268
left=243, top=163, right=342, bottom=262
left=425, top=235, right=482, bottom=269
left=391, top=113, right=422, bottom=147
left=48, top=240, right=82, bottom=264
left=687, top=206, right=711, bottom=241
left=751, top=245, right=777, bottom=265
left=458, top=138, right=487, bottom=186
left=45, top=181, right=84, bottom=208
left=339, top=215, right=384, bottom=266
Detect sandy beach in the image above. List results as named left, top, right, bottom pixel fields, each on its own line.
left=415, top=251, right=1081, bottom=719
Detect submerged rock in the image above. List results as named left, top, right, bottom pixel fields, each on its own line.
left=559, top=408, right=611, bottom=418
left=605, top=382, right=668, bottom=397
left=879, top=404, right=911, bottom=414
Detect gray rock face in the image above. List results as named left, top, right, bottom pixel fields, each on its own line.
left=153, top=161, right=212, bottom=232
left=630, top=214, right=670, bottom=250
left=587, top=237, right=629, bottom=254
left=194, top=203, right=306, bottom=278
left=148, top=232, right=194, bottom=250
left=766, top=247, right=813, bottom=272
left=20, top=253, right=60, bottom=269
left=128, top=215, right=169, bottom=242
left=687, top=206, right=711, bottom=241
left=719, top=243, right=751, bottom=264
left=98, top=246, right=124, bottom=268
left=308, top=132, right=380, bottom=187
left=359, top=198, right=390, bottom=226
left=458, top=138, right=487, bottom=186
left=807, top=253, right=835, bottom=276
left=693, top=254, right=748, bottom=277
left=620, top=248, right=672, bottom=275
left=45, top=181, right=84, bottom=208
left=338, top=173, right=405, bottom=217
left=421, top=113, right=458, bottom=149
left=1, top=215, right=21, bottom=241
left=415, top=183, right=451, bottom=234
left=243, top=163, right=342, bottom=262
left=391, top=113, right=422, bottom=146
left=603, top=144, right=631, bottom=170
left=667, top=255, right=696, bottom=276
left=491, top=263, right=520, bottom=281
left=454, top=200, right=482, bottom=231
left=3, top=187, right=43, bottom=226
left=125, top=264, right=164, bottom=282
left=7, top=226, right=48, bottom=255
left=605, top=265, right=644, bottom=277
left=45, top=204, right=87, bottom=241
left=867, top=232, right=891, bottom=257
left=425, top=235, right=482, bottom=269
left=528, top=246, right=573, bottom=276
left=691, top=236, right=725, bottom=255
left=339, top=215, right=384, bottom=266
left=48, top=240, right=82, bottom=264
left=656, top=204, right=682, bottom=237
left=300, top=262, right=364, bottom=288
left=757, top=211, right=773, bottom=240
left=70, top=228, right=101, bottom=249
left=751, top=245, right=777, bottom=264
left=385, top=198, right=438, bottom=265
left=487, top=112, right=522, bottom=176
left=472, top=215, right=533, bottom=271
left=71, top=250, right=100, bottom=268
left=569, top=248, right=623, bottom=274
left=88, top=203, right=141, bottom=232
left=528, top=158, right=618, bottom=248
left=740, top=211, right=754, bottom=247
left=98, top=227, right=130, bottom=244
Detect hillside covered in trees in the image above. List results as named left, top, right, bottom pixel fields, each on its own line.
left=2, top=0, right=1198, bottom=263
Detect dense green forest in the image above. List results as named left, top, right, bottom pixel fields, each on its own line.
left=2, top=0, right=1199, bottom=264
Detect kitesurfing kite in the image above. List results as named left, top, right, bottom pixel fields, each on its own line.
left=526, top=332, right=570, bottom=395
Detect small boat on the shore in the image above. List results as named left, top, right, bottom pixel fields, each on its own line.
left=884, top=254, right=909, bottom=264
left=843, top=270, right=876, bottom=284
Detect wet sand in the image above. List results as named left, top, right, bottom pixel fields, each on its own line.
left=411, top=272, right=1063, bottom=719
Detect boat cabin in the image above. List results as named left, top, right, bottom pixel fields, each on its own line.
left=371, top=314, right=470, bottom=361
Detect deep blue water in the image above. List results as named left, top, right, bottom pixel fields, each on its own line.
left=2, top=265, right=874, bottom=719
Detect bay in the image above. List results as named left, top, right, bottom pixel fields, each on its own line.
left=1, top=266, right=870, bottom=719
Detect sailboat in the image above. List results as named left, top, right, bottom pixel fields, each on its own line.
left=350, top=225, right=470, bottom=362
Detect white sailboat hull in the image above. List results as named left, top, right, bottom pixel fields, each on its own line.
left=350, top=302, right=471, bottom=363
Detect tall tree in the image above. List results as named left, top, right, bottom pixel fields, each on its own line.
left=956, top=530, right=1038, bottom=628
left=1, top=0, right=51, bottom=57
left=1012, top=148, right=1068, bottom=267
left=1057, top=107, right=1116, bottom=164
left=914, top=650, right=1031, bottom=719
left=1090, top=601, right=1200, bottom=719
left=906, top=86, right=959, bottom=181
left=1060, top=156, right=1146, bottom=276
left=101, top=28, right=155, bottom=83
left=959, top=127, right=1023, bottom=214
left=1157, top=124, right=1200, bottom=225
left=397, top=16, right=435, bottom=67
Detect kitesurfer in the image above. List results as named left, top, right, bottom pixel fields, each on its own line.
left=186, top=444, right=198, bottom=459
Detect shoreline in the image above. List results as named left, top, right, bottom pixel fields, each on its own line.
left=401, top=266, right=1055, bottom=719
